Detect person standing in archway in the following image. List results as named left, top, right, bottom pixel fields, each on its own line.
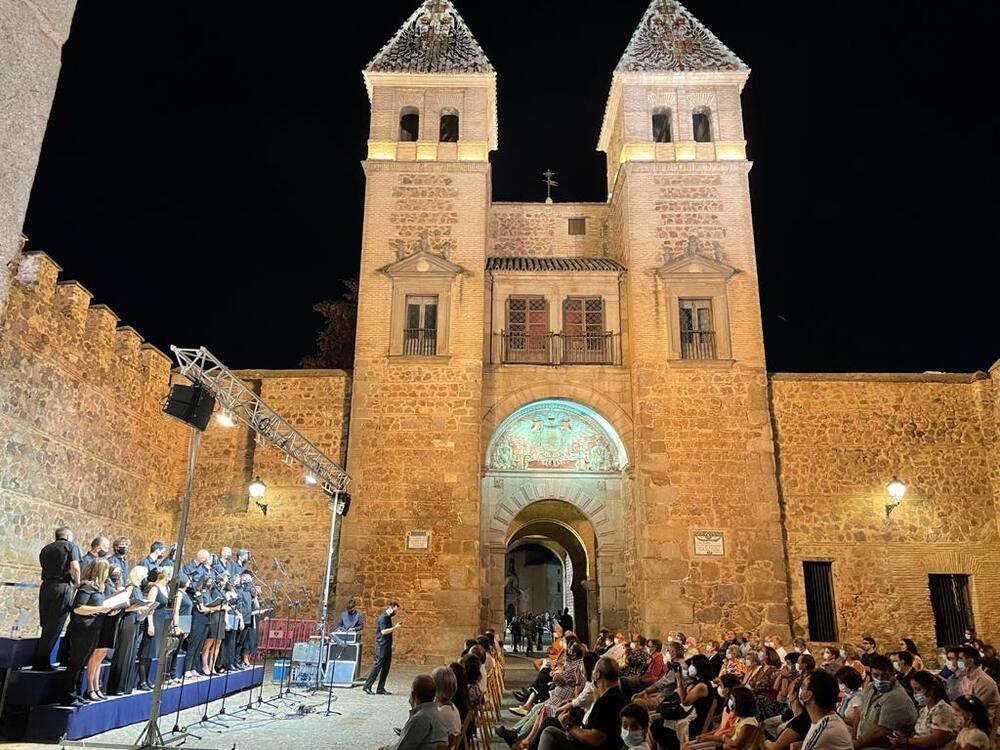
left=364, top=600, right=401, bottom=695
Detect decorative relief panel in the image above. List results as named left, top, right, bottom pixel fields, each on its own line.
left=489, top=403, right=621, bottom=472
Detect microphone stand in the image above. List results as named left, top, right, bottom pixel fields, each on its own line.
left=261, top=587, right=297, bottom=707
left=231, top=637, right=273, bottom=717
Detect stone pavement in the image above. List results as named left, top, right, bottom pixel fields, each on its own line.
left=5, top=653, right=538, bottom=750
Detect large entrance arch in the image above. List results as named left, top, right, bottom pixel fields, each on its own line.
left=482, top=399, right=630, bottom=637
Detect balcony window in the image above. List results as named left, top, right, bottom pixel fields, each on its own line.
left=404, top=295, right=438, bottom=355
left=568, top=217, right=587, bottom=236
left=679, top=298, right=716, bottom=359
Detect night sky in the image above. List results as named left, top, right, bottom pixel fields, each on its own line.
left=23, top=1, right=1000, bottom=373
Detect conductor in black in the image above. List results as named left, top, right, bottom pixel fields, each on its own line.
left=362, top=600, right=401, bottom=695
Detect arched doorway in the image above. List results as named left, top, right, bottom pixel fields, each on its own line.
left=482, top=399, right=630, bottom=640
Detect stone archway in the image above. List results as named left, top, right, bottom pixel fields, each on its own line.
left=481, top=398, right=630, bottom=637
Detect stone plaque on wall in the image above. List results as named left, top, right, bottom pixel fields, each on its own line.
left=693, top=531, right=725, bottom=556
left=406, top=530, right=431, bottom=550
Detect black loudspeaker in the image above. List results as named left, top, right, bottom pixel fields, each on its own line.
left=163, top=383, right=216, bottom=431
left=338, top=493, right=352, bottom=518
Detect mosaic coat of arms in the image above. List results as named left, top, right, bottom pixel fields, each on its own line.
left=489, top=407, right=619, bottom=472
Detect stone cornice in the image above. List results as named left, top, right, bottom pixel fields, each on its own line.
left=769, top=371, right=989, bottom=384
left=361, top=159, right=491, bottom=175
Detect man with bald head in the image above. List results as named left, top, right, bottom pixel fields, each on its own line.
left=182, top=549, right=212, bottom=587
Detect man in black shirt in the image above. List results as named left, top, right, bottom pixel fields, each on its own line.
left=860, top=635, right=879, bottom=668
left=363, top=600, right=401, bottom=695
left=537, top=656, right=625, bottom=750
left=108, top=536, right=130, bottom=580
left=33, top=526, right=81, bottom=670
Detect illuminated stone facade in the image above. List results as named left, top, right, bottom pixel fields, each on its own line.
left=1, top=0, right=998, bottom=663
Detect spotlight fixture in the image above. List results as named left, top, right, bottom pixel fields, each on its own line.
left=215, top=409, right=236, bottom=428
left=248, top=476, right=267, bottom=516
left=885, top=476, right=906, bottom=518
left=304, top=472, right=318, bottom=486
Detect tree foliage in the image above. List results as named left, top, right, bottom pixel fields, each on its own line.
left=301, top=279, right=358, bottom=369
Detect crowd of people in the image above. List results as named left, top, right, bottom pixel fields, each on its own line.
left=476, top=625, right=1000, bottom=750
left=34, top=527, right=267, bottom=707
left=509, top=610, right=576, bottom=654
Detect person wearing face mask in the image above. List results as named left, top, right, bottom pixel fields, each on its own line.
left=955, top=647, right=1000, bottom=718
left=604, top=632, right=628, bottom=664
left=950, top=695, right=992, bottom=750
left=774, top=652, right=802, bottom=705
left=887, top=671, right=956, bottom=750
left=337, top=596, right=365, bottom=632
left=621, top=639, right=666, bottom=702
left=683, top=673, right=742, bottom=750
left=749, top=647, right=784, bottom=717
left=632, top=641, right=686, bottom=713
left=798, top=670, right=854, bottom=750
left=961, top=629, right=984, bottom=653
left=841, top=645, right=866, bottom=678
left=108, top=537, right=130, bottom=580
left=537, top=656, right=625, bottom=750
left=724, top=645, right=751, bottom=679
left=80, top=536, right=110, bottom=569
left=891, top=652, right=917, bottom=697
left=767, top=636, right=788, bottom=660
left=649, top=654, right=714, bottom=749
left=821, top=647, right=844, bottom=675
left=620, top=702, right=652, bottom=750
left=854, top=655, right=918, bottom=749
left=834, top=667, right=864, bottom=729
left=624, top=636, right=651, bottom=677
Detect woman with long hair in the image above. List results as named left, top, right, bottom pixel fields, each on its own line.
left=84, top=562, right=126, bottom=700
left=951, top=695, right=991, bottom=750
left=899, top=638, right=925, bottom=671
left=62, top=559, right=111, bottom=705
left=185, top=575, right=213, bottom=677
left=889, top=671, right=956, bottom=750
left=106, top=566, right=149, bottom=695
left=202, top=576, right=227, bottom=675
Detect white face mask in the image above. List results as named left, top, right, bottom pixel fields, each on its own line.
left=795, top=663, right=803, bottom=673
left=957, top=660, right=967, bottom=671
left=621, top=729, right=645, bottom=748
left=717, top=686, right=728, bottom=698
left=687, top=665, right=697, bottom=677
left=839, top=649, right=847, bottom=659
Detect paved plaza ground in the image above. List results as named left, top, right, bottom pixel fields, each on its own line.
left=7, top=653, right=537, bottom=750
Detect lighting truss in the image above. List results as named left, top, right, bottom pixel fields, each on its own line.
left=170, top=345, right=350, bottom=492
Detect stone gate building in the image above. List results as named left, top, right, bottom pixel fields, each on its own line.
left=1, top=0, right=998, bottom=665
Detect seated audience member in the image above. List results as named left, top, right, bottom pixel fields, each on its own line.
left=841, top=645, right=866, bottom=678
left=898, top=639, right=924, bottom=672
left=511, top=643, right=583, bottom=720
left=792, top=638, right=811, bottom=657
left=938, top=647, right=964, bottom=701
left=956, top=646, right=1000, bottom=718
left=763, top=674, right=810, bottom=750
left=463, top=653, right=485, bottom=706
left=432, top=666, right=462, bottom=739
left=649, top=655, right=716, bottom=750
left=383, top=674, right=450, bottom=750
left=620, top=702, right=652, bottom=750
left=449, top=661, right=473, bottom=745
left=773, top=652, right=801, bottom=705
left=834, top=666, right=865, bottom=729
left=621, top=639, right=666, bottom=700
left=742, top=634, right=761, bottom=657
left=632, top=641, right=686, bottom=712
left=624, top=636, right=651, bottom=677
left=533, top=625, right=565, bottom=672
left=723, top=687, right=762, bottom=750
left=767, top=636, right=788, bottom=660
left=605, top=632, right=628, bottom=663
left=798, top=669, right=854, bottom=750
left=747, top=647, right=782, bottom=697
left=721, top=631, right=741, bottom=650
left=888, top=671, right=956, bottom=750
left=725, top=646, right=750, bottom=679
left=980, top=645, right=1000, bottom=683
left=950, top=695, right=992, bottom=750
left=962, top=629, right=985, bottom=653
left=854, top=654, right=918, bottom=749
left=683, top=673, right=743, bottom=750
left=820, top=646, right=844, bottom=675
left=685, top=637, right=701, bottom=659
left=537, top=656, right=625, bottom=750
left=860, top=636, right=879, bottom=668
left=891, top=651, right=917, bottom=697
left=706, top=641, right=724, bottom=678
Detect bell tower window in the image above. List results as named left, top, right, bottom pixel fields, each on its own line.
left=692, top=109, right=712, bottom=143
left=399, top=107, right=420, bottom=142
left=652, top=107, right=672, bottom=143
left=440, top=109, right=459, bottom=142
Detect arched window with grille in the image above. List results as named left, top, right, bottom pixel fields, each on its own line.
left=692, top=108, right=712, bottom=143
left=399, top=107, right=419, bottom=142
left=439, top=108, right=459, bottom=142
left=652, top=106, right=672, bottom=143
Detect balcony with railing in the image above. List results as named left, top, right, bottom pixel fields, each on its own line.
left=403, top=328, right=437, bottom=356
left=680, top=330, right=716, bottom=360
left=492, top=331, right=622, bottom=366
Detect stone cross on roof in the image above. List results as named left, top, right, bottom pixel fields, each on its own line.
left=616, top=0, right=747, bottom=73
left=366, top=0, right=494, bottom=74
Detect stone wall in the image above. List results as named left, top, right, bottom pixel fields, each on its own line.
left=771, top=370, right=1000, bottom=653
left=488, top=203, right=608, bottom=258
left=0, top=0, right=79, bottom=317
left=0, top=251, right=187, bottom=632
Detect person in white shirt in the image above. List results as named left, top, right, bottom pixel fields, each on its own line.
left=768, top=635, right=788, bottom=660
left=798, top=670, right=854, bottom=750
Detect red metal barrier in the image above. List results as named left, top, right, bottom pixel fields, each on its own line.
left=257, top=618, right=343, bottom=655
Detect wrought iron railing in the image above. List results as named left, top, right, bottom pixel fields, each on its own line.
left=492, top=331, right=621, bottom=366
left=403, top=328, right=437, bottom=356
left=680, top=330, right=716, bottom=360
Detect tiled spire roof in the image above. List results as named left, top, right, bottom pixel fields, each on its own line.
left=616, top=0, right=746, bottom=73
left=366, top=0, right=493, bottom=74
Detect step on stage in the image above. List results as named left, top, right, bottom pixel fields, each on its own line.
left=0, top=637, right=264, bottom=742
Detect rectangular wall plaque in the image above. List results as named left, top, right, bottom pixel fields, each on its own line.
left=693, top=530, right=725, bottom=556
left=406, top=530, right=431, bottom=550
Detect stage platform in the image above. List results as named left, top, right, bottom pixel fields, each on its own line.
left=1, top=637, right=263, bottom=742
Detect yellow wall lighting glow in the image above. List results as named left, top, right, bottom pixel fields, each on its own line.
left=716, top=142, right=747, bottom=161
left=367, top=141, right=397, bottom=160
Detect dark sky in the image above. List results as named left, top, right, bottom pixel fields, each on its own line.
left=24, top=1, right=1000, bottom=373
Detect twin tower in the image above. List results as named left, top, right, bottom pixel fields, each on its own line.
left=340, top=0, right=787, bottom=659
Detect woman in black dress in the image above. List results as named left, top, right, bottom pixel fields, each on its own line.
left=62, top=559, right=111, bottom=706
left=165, top=571, right=192, bottom=683
left=84, top=563, right=125, bottom=700
left=203, top=578, right=227, bottom=675
left=106, top=566, right=149, bottom=695
left=137, top=567, right=171, bottom=690
left=185, top=576, right=214, bottom=677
